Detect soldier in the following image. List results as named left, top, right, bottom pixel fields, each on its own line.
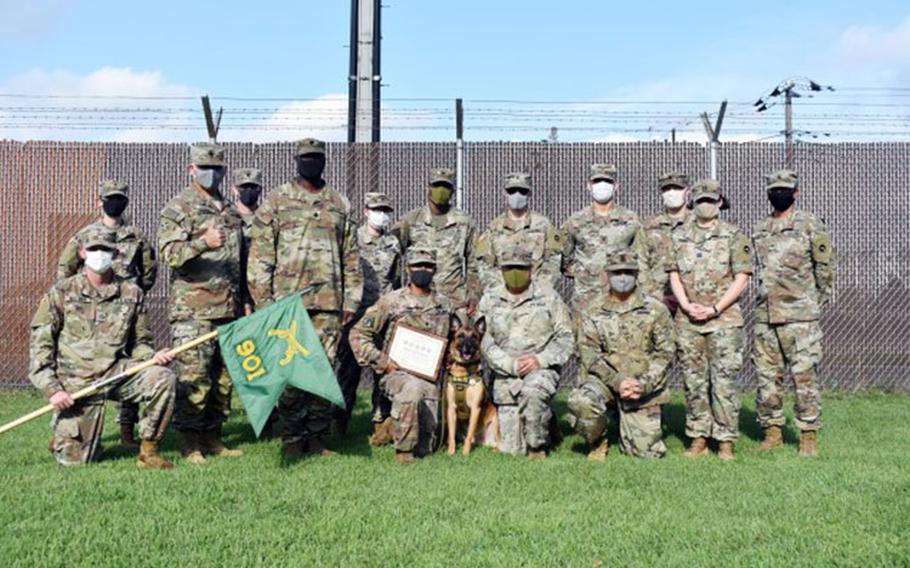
left=568, top=250, right=675, bottom=459
left=158, top=143, right=244, bottom=464
left=643, top=172, right=692, bottom=313
left=752, top=169, right=835, bottom=457
left=57, top=179, right=157, bottom=449
left=668, top=180, right=752, bottom=461
left=349, top=247, right=453, bottom=465
left=475, top=172, right=562, bottom=291
left=336, top=192, right=401, bottom=443
left=248, top=138, right=363, bottom=459
left=30, top=233, right=176, bottom=469
left=477, top=246, right=575, bottom=460
left=394, top=167, right=480, bottom=312
left=231, top=167, right=263, bottom=316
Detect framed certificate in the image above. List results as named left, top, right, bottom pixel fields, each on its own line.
left=387, top=323, right=448, bottom=382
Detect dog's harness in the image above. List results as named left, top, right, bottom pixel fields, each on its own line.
left=448, top=364, right=483, bottom=421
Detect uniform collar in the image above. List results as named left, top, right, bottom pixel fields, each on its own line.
left=504, top=210, right=532, bottom=231
left=601, top=290, right=645, bottom=314
left=75, top=271, right=121, bottom=301
left=419, top=204, right=460, bottom=228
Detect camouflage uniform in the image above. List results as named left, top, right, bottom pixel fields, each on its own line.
left=158, top=144, right=244, bottom=433
left=477, top=248, right=575, bottom=454
left=349, top=248, right=453, bottom=456
left=643, top=172, right=691, bottom=303
left=247, top=138, right=363, bottom=445
left=394, top=168, right=480, bottom=310
left=669, top=180, right=752, bottom=442
left=233, top=167, right=263, bottom=313
left=475, top=172, right=562, bottom=291
left=752, top=170, right=835, bottom=433
left=568, top=250, right=675, bottom=458
left=57, top=180, right=159, bottom=429
left=30, top=235, right=175, bottom=466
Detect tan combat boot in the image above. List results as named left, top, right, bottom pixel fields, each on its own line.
left=137, top=440, right=175, bottom=470
left=370, top=418, right=394, bottom=447
left=306, top=437, right=338, bottom=457
left=179, top=431, right=207, bottom=465
left=119, top=423, right=139, bottom=450
left=758, top=426, right=783, bottom=451
left=799, top=431, right=818, bottom=457
left=684, top=436, right=709, bottom=458
left=395, top=451, right=416, bottom=465
left=587, top=439, right=609, bottom=462
left=200, top=425, right=243, bottom=458
left=718, top=441, right=735, bottom=461
left=527, top=449, right=547, bottom=461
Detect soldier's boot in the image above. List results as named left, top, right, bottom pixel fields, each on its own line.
left=119, top=423, right=139, bottom=450
left=548, top=415, right=564, bottom=448
left=137, top=440, right=175, bottom=470
left=798, top=431, right=818, bottom=458
left=369, top=418, right=394, bottom=447
left=306, top=437, right=338, bottom=457
left=283, top=440, right=307, bottom=460
left=200, top=425, right=243, bottom=458
left=527, top=449, right=547, bottom=461
left=717, top=441, right=735, bottom=461
left=395, top=451, right=416, bottom=465
left=683, top=436, right=709, bottom=458
left=758, top=426, right=783, bottom=451
left=587, top=439, right=609, bottom=462
left=179, top=431, right=207, bottom=465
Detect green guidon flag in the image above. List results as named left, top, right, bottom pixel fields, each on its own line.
left=217, top=293, right=345, bottom=437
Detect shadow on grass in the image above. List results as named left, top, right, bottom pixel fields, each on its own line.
left=738, top=405, right=799, bottom=445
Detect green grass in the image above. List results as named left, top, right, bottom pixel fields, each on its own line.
left=1, top=391, right=909, bottom=567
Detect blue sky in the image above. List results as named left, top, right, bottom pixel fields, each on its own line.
left=0, top=0, right=908, bottom=142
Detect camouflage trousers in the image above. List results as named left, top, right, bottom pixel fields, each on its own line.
left=753, top=321, right=823, bottom=432
left=381, top=371, right=440, bottom=454
left=172, top=318, right=234, bottom=432
left=334, top=323, right=361, bottom=426
left=677, top=324, right=744, bottom=442
left=280, top=312, right=342, bottom=444
left=567, top=379, right=666, bottom=458
left=116, top=401, right=139, bottom=425
left=492, top=369, right=559, bottom=454
left=51, top=363, right=176, bottom=466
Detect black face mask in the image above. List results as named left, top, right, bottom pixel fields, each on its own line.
left=768, top=190, right=795, bottom=212
left=238, top=187, right=261, bottom=207
left=102, top=196, right=128, bottom=218
left=410, top=269, right=434, bottom=289
left=296, top=156, right=326, bottom=181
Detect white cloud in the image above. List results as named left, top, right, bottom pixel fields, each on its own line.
left=836, top=16, right=910, bottom=77
left=0, top=0, right=71, bottom=41
left=220, top=94, right=349, bottom=143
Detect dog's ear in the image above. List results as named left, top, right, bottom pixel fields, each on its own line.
left=473, top=315, right=486, bottom=336
left=450, top=313, right=463, bottom=334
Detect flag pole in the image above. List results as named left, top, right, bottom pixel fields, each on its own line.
left=0, top=331, right=219, bottom=436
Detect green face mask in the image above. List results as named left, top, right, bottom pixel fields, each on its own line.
left=429, top=186, right=453, bottom=206
left=502, top=268, right=531, bottom=290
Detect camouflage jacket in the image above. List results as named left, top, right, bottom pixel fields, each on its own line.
left=752, top=210, right=835, bottom=324
left=475, top=210, right=562, bottom=291
left=643, top=210, right=691, bottom=297
left=239, top=210, right=256, bottom=309
left=357, top=224, right=401, bottom=311
left=669, top=219, right=752, bottom=332
left=29, top=273, right=155, bottom=397
left=248, top=181, right=363, bottom=314
left=578, top=291, right=676, bottom=409
left=57, top=218, right=157, bottom=293
left=562, top=204, right=654, bottom=304
left=349, top=287, right=453, bottom=376
left=157, top=186, right=244, bottom=321
left=394, top=205, right=479, bottom=308
left=477, top=282, right=575, bottom=379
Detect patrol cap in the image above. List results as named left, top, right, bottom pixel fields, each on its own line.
left=429, top=167, right=456, bottom=187
left=407, top=247, right=437, bottom=266
left=190, top=143, right=225, bottom=167
left=83, top=231, right=117, bottom=251
left=295, top=138, right=326, bottom=157
left=658, top=172, right=689, bottom=190
left=504, top=172, right=532, bottom=191
left=499, top=246, right=533, bottom=268
left=99, top=179, right=128, bottom=199
left=232, top=167, right=263, bottom=188
left=589, top=163, right=617, bottom=182
left=604, top=249, right=639, bottom=271
left=364, top=192, right=393, bottom=210
left=691, top=179, right=722, bottom=200
left=766, top=169, right=799, bottom=191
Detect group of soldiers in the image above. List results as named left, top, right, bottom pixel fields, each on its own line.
left=29, top=136, right=836, bottom=468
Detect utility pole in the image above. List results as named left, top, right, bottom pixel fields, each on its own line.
left=784, top=87, right=793, bottom=168
left=700, top=100, right=727, bottom=179
left=754, top=77, right=834, bottom=169
left=347, top=0, right=382, bottom=143
left=455, top=98, right=464, bottom=208
left=200, top=95, right=222, bottom=143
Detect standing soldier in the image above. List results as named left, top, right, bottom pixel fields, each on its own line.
left=349, top=247, right=453, bottom=465
left=643, top=172, right=692, bottom=313
left=248, top=138, right=363, bottom=459
left=568, top=250, right=675, bottom=460
left=31, top=232, right=177, bottom=469
left=668, top=180, right=751, bottom=461
left=395, top=167, right=480, bottom=312
left=475, top=172, right=562, bottom=291
left=158, top=143, right=244, bottom=465
left=57, top=179, right=158, bottom=450
left=231, top=167, right=263, bottom=316
left=752, top=169, right=835, bottom=457
left=477, top=247, right=575, bottom=460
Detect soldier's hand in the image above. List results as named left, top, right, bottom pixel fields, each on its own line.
left=619, top=378, right=642, bottom=400
left=342, top=311, right=355, bottom=326
left=689, top=303, right=712, bottom=321
left=384, top=359, right=401, bottom=374
left=153, top=349, right=175, bottom=366
left=516, top=354, right=541, bottom=376
left=203, top=226, right=226, bottom=249
left=49, top=390, right=75, bottom=411
left=244, top=304, right=254, bottom=316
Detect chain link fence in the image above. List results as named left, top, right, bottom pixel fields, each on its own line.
left=1, top=140, right=908, bottom=391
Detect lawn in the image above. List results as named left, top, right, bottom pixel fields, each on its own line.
left=1, top=390, right=908, bottom=567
